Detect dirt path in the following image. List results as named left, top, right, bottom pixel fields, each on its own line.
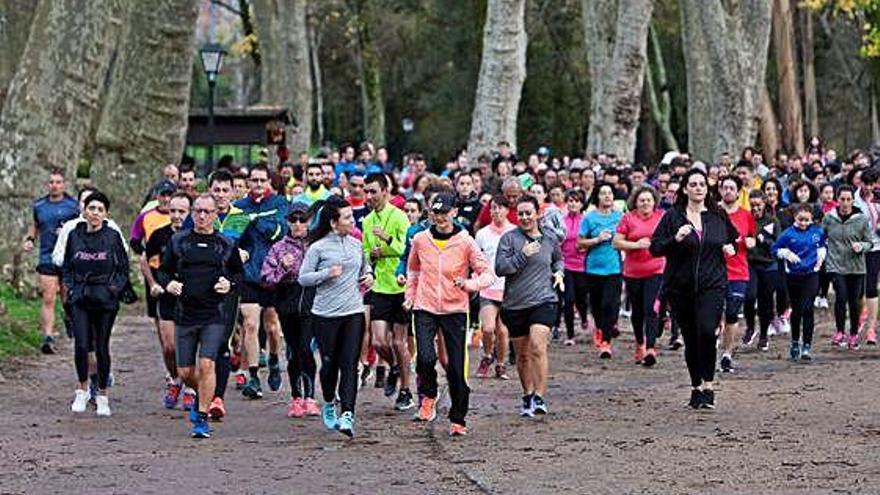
left=1, top=311, right=880, bottom=494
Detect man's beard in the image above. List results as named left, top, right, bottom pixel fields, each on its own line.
left=308, top=180, right=321, bottom=191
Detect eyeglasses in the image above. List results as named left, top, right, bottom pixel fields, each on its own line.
left=194, top=208, right=216, bottom=215
left=289, top=216, right=308, bottom=224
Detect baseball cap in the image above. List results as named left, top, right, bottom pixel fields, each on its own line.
left=430, top=192, right=456, bottom=213
left=155, top=179, right=177, bottom=195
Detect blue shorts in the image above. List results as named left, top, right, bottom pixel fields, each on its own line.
left=724, top=281, right=749, bottom=324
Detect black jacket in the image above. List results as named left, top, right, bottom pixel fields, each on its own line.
left=455, top=194, right=483, bottom=236
left=62, top=222, right=130, bottom=310
left=649, top=205, right=739, bottom=295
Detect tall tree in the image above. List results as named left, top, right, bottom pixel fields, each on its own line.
left=759, top=84, right=781, bottom=160
left=681, top=0, right=772, bottom=161
left=645, top=22, right=678, bottom=152
left=0, top=0, right=37, bottom=110
left=0, top=0, right=124, bottom=249
left=772, top=0, right=804, bottom=155
left=800, top=6, right=819, bottom=138
left=350, top=0, right=385, bottom=146
left=90, top=0, right=199, bottom=222
left=467, top=0, right=527, bottom=159
left=583, top=0, right=654, bottom=162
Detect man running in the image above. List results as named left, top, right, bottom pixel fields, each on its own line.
left=291, top=162, right=330, bottom=206
left=362, top=173, right=414, bottom=410
left=23, top=170, right=79, bottom=354
left=158, top=194, right=244, bottom=438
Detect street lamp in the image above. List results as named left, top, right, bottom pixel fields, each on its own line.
left=200, top=43, right=226, bottom=174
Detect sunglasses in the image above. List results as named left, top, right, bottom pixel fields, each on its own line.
left=288, top=215, right=308, bottom=224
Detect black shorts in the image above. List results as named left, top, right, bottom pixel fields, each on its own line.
left=866, top=251, right=880, bottom=298
left=724, top=281, right=748, bottom=324
left=176, top=322, right=226, bottom=367
left=370, top=292, right=408, bottom=325
left=479, top=297, right=502, bottom=309
left=36, top=263, right=60, bottom=277
left=146, top=289, right=158, bottom=319
left=501, top=302, right=558, bottom=339
left=240, top=282, right=275, bottom=307
left=156, top=294, right=177, bottom=322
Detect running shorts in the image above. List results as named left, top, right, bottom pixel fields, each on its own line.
left=36, top=263, right=60, bottom=277
left=176, top=322, right=226, bottom=367
left=240, top=281, right=275, bottom=307
left=370, top=292, right=408, bottom=325
left=724, top=280, right=749, bottom=324
left=501, top=302, right=558, bottom=339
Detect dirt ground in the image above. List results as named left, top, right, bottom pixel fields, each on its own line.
left=1, top=310, right=880, bottom=495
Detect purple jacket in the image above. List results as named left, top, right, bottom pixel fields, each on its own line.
left=261, top=235, right=307, bottom=286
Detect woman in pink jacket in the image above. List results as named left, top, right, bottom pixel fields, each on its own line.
left=404, top=192, right=493, bottom=437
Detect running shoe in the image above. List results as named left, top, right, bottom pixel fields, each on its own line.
left=384, top=365, right=400, bottom=398
left=551, top=326, right=561, bottom=341
left=182, top=390, right=196, bottom=411
left=191, top=416, right=211, bottom=438
left=769, top=318, right=782, bottom=336
left=242, top=377, right=263, bottom=399
left=688, top=389, right=703, bottom=409
left=494, top=363, right=510, bottom=380
left=779, top=318, right=791, bottom=335
left=258, top=350, right=268, bottom=368
left=520, top=394, right=535, bottom=417
left=418, top=397, right=437, bottom=422
left=720, top=355, right=734, bottom=373
left=818, top=297, right=829, bottom=309
left=620, top=308, right=631, bottom=319
left=758, top=338, right=769, bottom=351
left=337, top=411, right=354, bottom=438
left=267, top=364, right=282, bottom=392
left=188, top=406, right=199, bottom=424
left=304, top=398, right=321, bottom=416
left=40, top=335, right=56, bottom=355
left=832, top=331, right=847, bottom=347
left=532, top=395, right=548, bottom=415
left=789, top=342, right=801, bottom=361
left=88, top=376, right=97, bottom=405
left=741, top=327, right=758, bottom=346
left=814, top=296, right=822, bottom=309
left=95, top=395, right=111, bottom=417
left=668, top=336, right=683, bottom=351
left=208, top=397, right=226, bottom=420
left=374, top=365, right=386, bottom=389
left=634, top=345, right=646, bottom=364
left=642, top=348, right=657, bottom=367
left=164, top=382, right=182, bottom=409
left=476, top=356, right=493, bottom=379
left=563, top=338, right=576, bottom=346
left=700, top=389, right=715, bottom=409
left=230, top=351, right=242, bottom=370
left=71, top=389, right=88, bottom=413
left=234, top=373, right=247, bottom=390
left=599, top=342, right=612, bottom=360
left=359, top=365, right=373, bottom=389
left=287, top=397, right=306, bottom=418
left=848, top=334, right=860, bottom=350
left=449, top=423, right=468, bottom=437
left=321, top=403, right=338, bottom=430
left=592, top=328, right=603, bottom=348
left=395, top=389, right=415, bottom=411
left=866, top=324, right=877, bottom=346
left=800, top=344, right=813, bottom=361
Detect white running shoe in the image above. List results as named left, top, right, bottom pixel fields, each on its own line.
left=95, top=395, right=112, bottom=417
left=780, top=318, right=791, bottom=335
left=820, top=297, right=830, bottom=309
left=71, top=389, right=88, bottom=413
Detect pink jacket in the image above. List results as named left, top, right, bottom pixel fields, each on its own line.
left=405, top=229, right=494, bottom=314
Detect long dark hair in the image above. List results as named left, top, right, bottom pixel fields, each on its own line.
left=674, top=168, right=721, bottom=212
left=306, top=195, right=350, bottom=244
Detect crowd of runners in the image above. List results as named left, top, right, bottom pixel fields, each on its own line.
left=22, top=137, right=880, bottom=437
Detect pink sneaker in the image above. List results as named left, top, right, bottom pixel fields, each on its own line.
left=304, top=397, right=321, bottom=416
left=287, top=397, right=306, bottom=418
left=866, top=324, right=877, bottom=346
left=848, top=334, right=861, bottom=350
left=832, top=331, right=847, bottom=346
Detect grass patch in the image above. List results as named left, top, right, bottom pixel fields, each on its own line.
left=0, top=283, right=45, bottom=359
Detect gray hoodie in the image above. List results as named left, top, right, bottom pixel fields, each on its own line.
left=822, top=207, right=873, bottom=275
left=298, top=233, right=371, bottom=317
left=494, top=226, right=562, bottom=310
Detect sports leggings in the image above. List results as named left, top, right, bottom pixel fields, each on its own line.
left=744, top=266, right=780, bottom=341
left=786, top=273, right=819, bottom=346
left=562, top=269, right=589, bottom=339
left=279, top=311, right=317, bottom=399
left=414, top=311, right=470, bottom=427
left=625, top=275, right=662, bottom=348
left=213, top=293, right=240, bottom=399
left=586, top=274, right=622, bottom=342
left=832, top=273, right=864, bottom=335
left=71, top=304, right=117, bottom=390
left=314, top=313, right=365, bottom=413
left=669, top=288, right=724, bottom=388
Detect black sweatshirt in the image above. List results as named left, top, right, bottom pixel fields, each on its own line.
left=62, top=222, right=130, bottom=310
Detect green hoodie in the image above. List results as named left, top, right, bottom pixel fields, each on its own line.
left=822, top=207, right=873, bottom=274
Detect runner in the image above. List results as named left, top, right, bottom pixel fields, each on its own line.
left=158, top=194, right=244, bottom=438
left=496, top=195, right=564, bottom=417
left=23, top=170, right=79, bottom=354
left=559, top=189, right=588, bottom=347
left=650, top=168, right=738, bottom=409
left=853, top=168, right=880, bottom=345
left=474, top=196, right=516, bottom=378
left=404, top=191, right=493, bottom=436
left=62, top=192, right=130, bottom=417
left=613, top=185, right=665, bottom=366
left=742, top=190, right=783, bottom=351
left=298, top=195, right=374, bottom=438
left=291, top=162, right=330, bottom=206
left=362, top=173, right=414, bottom=410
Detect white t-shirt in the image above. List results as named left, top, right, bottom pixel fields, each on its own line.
left=475, top=222, right=516, bottom=301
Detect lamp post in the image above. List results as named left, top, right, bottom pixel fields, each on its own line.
left=199, top=43, right=226, bottom=174
left=401, top=117, right=414, bottom=164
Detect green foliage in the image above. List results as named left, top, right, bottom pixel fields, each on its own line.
left=0, top=283, right=44, bottom=360
left=806, top=0, right=880, bottom=57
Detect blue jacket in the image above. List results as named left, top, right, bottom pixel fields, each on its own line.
left=771, top=224, right=827, bottom=275
left=234, top=194, right=289, bottom=284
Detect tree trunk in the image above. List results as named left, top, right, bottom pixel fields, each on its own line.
left=759, top=84, right=780, bottom=160
left=681, top=0, right=772, bottom=162
left=772, top=0, right=803, bottom=155
left=645, top=22, right=678, bottom=152
left=308, top=5, right=324, bottom=145
left=583, top=0, right=654, bottom=162
left=799, top=6, right=819, bottom=139
left=467, top=0, right=527, bottom=160
left=287, top=0, right=312, bottom=154
left=0, top=0, right=37, bottom=110
left=90, top=0, right=199, bottom=225
left=0, top=0, right=124, bottom=254
left=351, top=0, right=385, bottom=146
left=252, top=0, right=288, bottom=105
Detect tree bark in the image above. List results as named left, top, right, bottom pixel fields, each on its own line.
left=799, top=5, right=819, bottom=139
left=772, top=0, right=803, bottom=155
left=0, top=0, right=124, bottom=251
left=583, top=0, right=654, bottom=162
left=287, top=0, right=312, bottom=154
left=90, top=0, right=199, bottom=224
left=351, top=0, right=385, bottom=146
left=759, top=84, right=780, bottom=160
left=0, top=0, right=37, bottom=111
left=308, top=5, right=324, bottom=146
left=645, top=22, right=678, bottom=152
left=680, top=0, right=772, bottom=162
left=467, top=0, right=527, bottom=160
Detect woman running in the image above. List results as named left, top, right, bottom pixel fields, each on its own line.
left=742, top=190, right=782, bottom=351
left=650, top=169, right=738, bottom=409
left=578, top=183, right=623, bottom=359
left=560, top=189, right=588, bottom=346
left=854, top=168, right=880, bottom=345
left=298, top=196, right=374, bottom=437
left=63, top=191, right=130, bottom=417
left=816, top=183, right=838, bottom=310
left=613, top=185, right=665, bottom=366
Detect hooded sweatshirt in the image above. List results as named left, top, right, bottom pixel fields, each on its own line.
left=822, top=207, right=873, bottom=274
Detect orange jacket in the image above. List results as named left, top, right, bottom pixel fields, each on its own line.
left=405, top=228, right=494, bottom=314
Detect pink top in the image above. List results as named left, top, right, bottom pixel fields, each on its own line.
left=561, top=211, right=586, bottom=272
left=616, top=209, right=666, bottom=279
left=474, top=222, right=516, bottom=301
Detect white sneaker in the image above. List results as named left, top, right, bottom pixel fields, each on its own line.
left=814, top=297, right=822, bottom=309
left=820, top=297, right=830, bottom=309
left=71, top=389, right=88, bottom=413
left=780, top=318, right=791, bottom=335
left=95, top=395, right=112, bottom=417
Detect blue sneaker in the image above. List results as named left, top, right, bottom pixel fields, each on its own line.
left=789, top=342, right=801, bottom=361
left=242, top=377, right=263, bottom=399
left=337, top=411, right=354, bottom=438
left=322, top=403, right=338, bottom=430
left=801, top=344, right=813, bottom=361
left=189, top=407, right=199, bottom=424
left=268, top=364, right=282, bottom=392
left=191, top=416, right=211, bottom=438
left=520, top=394, right=535, bottom=418
left=258, top=351, right=268, bottom=368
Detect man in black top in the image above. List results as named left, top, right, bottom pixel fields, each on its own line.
left=158, top=194, right=243, bottom=438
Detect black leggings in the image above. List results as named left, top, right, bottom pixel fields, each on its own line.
left=819, top=265, right=833, bottom=298
left=562, top=270, right=589, bottom=338
left=314, top=313, right=364, bottom=413
left=414, top=311, right=469, bottom=426
left=669, top=288, right=724, bottom=388
left=832, top=273, right=864, bottom=335
left=625, top=275, right=662, bottom=348
left=279, top=312, right=317, bottom=399
left=786, top=273, right=819, bottom=346
left=744, top=267, right=780, bottom=340
left=865, top=251, right=880, bottom=299
left=213, top=293, right=239, bottom=399
left=71, top=304, right=117, bottom=390
left=586, top=274, right=622, bottom=342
